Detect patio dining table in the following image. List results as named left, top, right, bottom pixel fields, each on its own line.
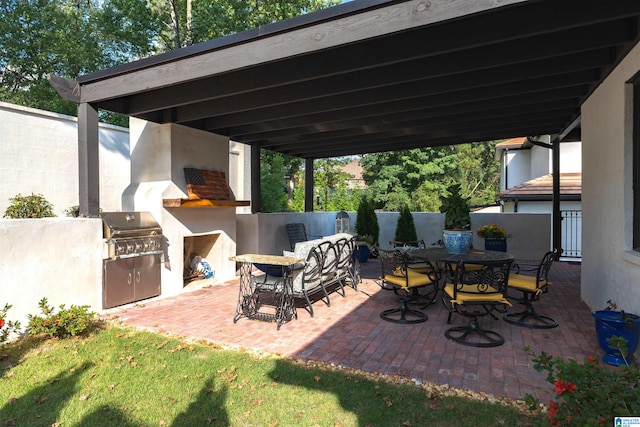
left=408, top=247, right=515, bottom=264
left=407, top=247, right=516, bottom=293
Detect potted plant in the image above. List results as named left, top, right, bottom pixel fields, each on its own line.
left=355, top=196, right=379, bottom=262
left=592, top=300, right=640, bottom=366
left=439, top=184, right=472, bottom=254
left=476, top=224, right=510, bottom=252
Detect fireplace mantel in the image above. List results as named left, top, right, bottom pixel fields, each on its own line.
left=163, top=198, right=250, bottom=208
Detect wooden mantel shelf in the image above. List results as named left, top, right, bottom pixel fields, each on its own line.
left=163, top=198, right=250, bottom=208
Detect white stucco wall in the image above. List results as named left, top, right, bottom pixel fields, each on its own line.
left=581, top=41, right=640, bottom=313
left=0, top=218, right=103, bottom=332
left=237, top=211, right=550, bottom=261
left=503, top=149, right=531, bottom=190
left=0, top=102, right=130, bottom=216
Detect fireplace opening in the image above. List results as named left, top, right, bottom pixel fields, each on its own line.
left=183, top=234, right=220, bottom=286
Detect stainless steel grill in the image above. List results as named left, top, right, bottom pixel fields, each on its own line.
left=102, top=212, right=163, bottom=259
left=101, top=212, right=163, bottom=309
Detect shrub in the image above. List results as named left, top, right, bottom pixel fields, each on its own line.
left=355, top=196, right=379, bottom=247
left=3, top=193, right=56, bottom=218
left=0, top=303, right=21, bottom=344
left=394, top=205, right=418, bottom=242
left=27, top=298, right=96, bottom=339
left=525, top=338, right=640, bottom=426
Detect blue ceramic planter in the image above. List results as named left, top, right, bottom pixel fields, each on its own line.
left=442, top=230, right=472, bottom=254
left=592, top=310, right=640, bottom=366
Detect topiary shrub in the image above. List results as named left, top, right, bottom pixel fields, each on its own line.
left=355, top=196, right=379, bottom=247
left=394, top=205, right=417, bottom=242
left=3, top=193, right=56, bottom=218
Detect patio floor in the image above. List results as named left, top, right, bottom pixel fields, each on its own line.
left=103, top=258, right=595, bottom=405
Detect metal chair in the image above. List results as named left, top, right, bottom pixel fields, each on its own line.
left=503, top=249, right=559, bottom=329
left=377, top=248, right=438, bottom=324
left=443, top=259, right=513, bottom=347
left=285, top=223, right=321, bottom=251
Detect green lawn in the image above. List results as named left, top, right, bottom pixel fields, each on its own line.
left=0, top=324, right=543, bottom=426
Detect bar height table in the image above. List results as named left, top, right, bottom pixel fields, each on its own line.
left=230, top=254, right=304, bottom=330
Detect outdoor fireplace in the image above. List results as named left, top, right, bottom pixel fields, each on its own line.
left=121, top=118, right=248, bottom=297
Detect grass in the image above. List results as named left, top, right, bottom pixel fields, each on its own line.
left=0, top=323, right=543, bottom=426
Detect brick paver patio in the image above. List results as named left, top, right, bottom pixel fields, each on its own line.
left=104, top=258, right=596, bottom=405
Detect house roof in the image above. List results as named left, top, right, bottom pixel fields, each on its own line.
left=500, top=173, right=582, bottom=201
left=54, top=0, right=640, bottom=159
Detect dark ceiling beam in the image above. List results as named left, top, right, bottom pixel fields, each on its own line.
left=281, top=124, right=558, bottom=159
left=162, top=49, right=608, bottom=126
left=192, top=68, right=596, bottom=131
left=271, top=113, right=572, bottom=156
left=235, top=98, right=580, bottom=144
left=261, top=107, right=577, bottom=150
left=210, top=85, right=588, bottom=142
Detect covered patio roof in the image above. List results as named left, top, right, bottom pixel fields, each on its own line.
left=53, top=0, right=640, bottom=159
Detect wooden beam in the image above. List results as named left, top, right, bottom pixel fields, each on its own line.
left=79, top=0, right=526, bottom=103
left=77, top=103, right=100, bottom=217
left=163, top=199, right=250, bottom=208
left=305, top=158, right=314, bottom=212
left=251, top=143, right=261, bottom=214
left=48, top=74, right=80, bottom=103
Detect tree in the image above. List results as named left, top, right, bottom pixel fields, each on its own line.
left=152, top=0, right=340, bottom=50
left=0, top=0, right=158, bottom=116
left=260, top=152, right=289, bottom=212
left=360, top=142, right=502, bottom=212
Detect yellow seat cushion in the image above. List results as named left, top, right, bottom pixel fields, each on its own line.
left=444, top=283, right=511, bottom=305
left=508, top=273, right=549, bottom=292
left=384, top=269, right=433, bottom=289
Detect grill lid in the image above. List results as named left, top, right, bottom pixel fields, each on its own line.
left=101, top=212, right=162, bottom=239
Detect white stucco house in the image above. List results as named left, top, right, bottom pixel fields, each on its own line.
left=495, top=137, right=583, bottom=259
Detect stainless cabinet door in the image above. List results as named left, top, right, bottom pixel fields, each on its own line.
left=134, top=254, right=161, bottom=301
left=103, top=258, right=136, bottom=309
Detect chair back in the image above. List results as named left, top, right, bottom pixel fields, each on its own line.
left=450, top=259, right=513, bottom=301
left=378, top=247, right=437, bottom=289
left=318, top=240, right=338, bottom=283
left=291, top=244, right=322, bottom=293
left=334, top=237, right=352, bottom=275
left=286, top=223, right=308, bottom=251
left=535, top=250, right=557, bottom=288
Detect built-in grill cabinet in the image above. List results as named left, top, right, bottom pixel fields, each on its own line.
left=101, top=212, right=163, bottom=309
